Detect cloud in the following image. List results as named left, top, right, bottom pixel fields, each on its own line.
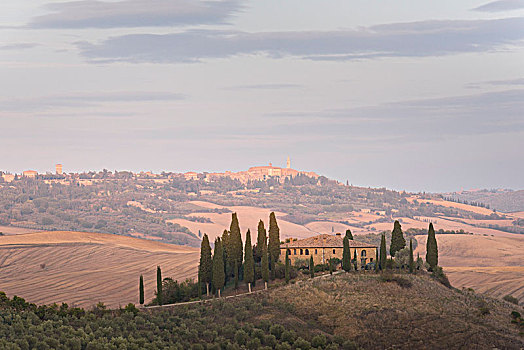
left=263, top=89, right=524, bottom=142
left=225, top=83, right=301, bottom=90
left=0, top=91, right=184, bottom=112
left=0, top=43, right=38, bottom=50
left=485, top=77, right=524, bottom=85
left=77, top=17, right=524, bottom=63
left=466, top=77, right=524, bottom=88
left=472, top=0, right=524, bottom=12
left=29, top=0, right=241, bottom=29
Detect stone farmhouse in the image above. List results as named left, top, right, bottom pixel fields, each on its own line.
left=280, top=233, right=377, bottom=268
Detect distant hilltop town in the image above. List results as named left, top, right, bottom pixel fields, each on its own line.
left=185, top=157, right=319, bottom=183
left=0, top=158, right=320, bottom=185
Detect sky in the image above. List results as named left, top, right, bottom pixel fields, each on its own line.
left=1, top=0, right=523, bottom=193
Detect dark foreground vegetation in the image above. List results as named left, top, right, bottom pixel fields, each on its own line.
left=1, top=272, right=523, bottom=350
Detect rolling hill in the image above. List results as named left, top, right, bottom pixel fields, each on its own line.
left=0, top=231, right=199, bottom=308
left=414, top=234, right=524, bottom=303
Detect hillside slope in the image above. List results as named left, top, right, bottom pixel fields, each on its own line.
left=268, top=273, right=523, bottom=348
left=0, top=231, right=199, bottom=308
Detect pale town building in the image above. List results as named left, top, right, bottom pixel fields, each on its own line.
left=22, top=170, right=38, bottom=178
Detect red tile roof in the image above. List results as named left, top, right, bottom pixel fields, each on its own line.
left=282, top=234, right=376, bottom=248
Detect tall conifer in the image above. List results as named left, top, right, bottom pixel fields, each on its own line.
left=234, top=261, right=239, bottom=289
left=353, top=250, right=358, bottom=270
left=309, top=256, right=314, bottom=278
left=244, top=230, right=254, bottom=291
left=426, top=223, right=438, bottom=271
left=261, top=243, right=269, bottom=288
left=198, top=234, right=213, bottom=296
left=268, top=212, right=281, bottom=279
left=139, top=275, right=144, bottom=305
left=409, top=238, right=414, bottom=273
left=345, top=229, right=353, bottom=240
left=390, top=220, right=406, bottom=258
left=285, top=249, right=290, bottom=283
left=255, top=220, right=267, bottom=262
left=342, top=236, right=351, bottom=272
left=156, top=266, right=163, bottom=306
left=380, top=233, right=387, bottom=270
left=221, top=229, right=230, bottom=281
left=212, top=238, right=225, bottom=297
left=229, top=213, right=243, bottom=283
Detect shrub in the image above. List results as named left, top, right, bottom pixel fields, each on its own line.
left=281, top=330, right=296, bottom=344
left=252, top=328, right=265, bottom=341
left=234, top=329, right=248, bottom=345
left=275, top=342, right=292, bottom=350
left=431, top=266, right=451, bottom=288
left=385, top=258, right=394, bottom=270
left=293, top=337, right=311, bottom=350
left=379, top=274, right=412, bottom=288
left=269, top=324, right=285, bottom=339
left=311, top=334, right=327, bottom=348
left=342, top=340, right=358, bottom=350
left=503, top=295, right=519, bottom=305
left=123, top=303, right=139, bottom=315
left=477, top=300, right=490, bottom=316
left=273, top=262, right=298, bottom=279
left=246, top=338, right=261, bottom=350
left=263, top=334, right=277, bottom=347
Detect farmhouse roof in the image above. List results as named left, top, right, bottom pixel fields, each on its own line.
left=282, top=234, right=375, bottom=248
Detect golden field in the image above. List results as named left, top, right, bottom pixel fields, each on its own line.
left=414, top=234, right=524, bottom=302
left=0, top=231, right=199, bottom=308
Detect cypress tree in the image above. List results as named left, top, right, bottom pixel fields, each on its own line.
left=329, top=259, right=333, bottom=275
left=345, top=229, right=353, bottom=240
left=234, top=260, right=239, bottom=290
left=212, top=238, right=225, bottom=297
left=380, top=233, right=387, bottom=270
left=353, top=250, right=358, bottom=270
left=229, top=213, right=243, bottom=281
left=156, top=266, right=163, bottom=306
left=309, top=256, right=314, bottom=278
left=255, top=220, right=267, bottom=262
left=409, top=238, right=414, bottom=273
left=426, top=223, right=438, bottom=271
left=268, top=212, right=281, bottom=279
left=198, top=234, right=213, bottom=296
left=285, top=249, right=290, bottom=283
left=390, top=220, right=406, bottom=258
left=221, top=229, right=230, bottom=282
left=342, top=236, right=351, bottom=272
left=244, top=229, right=255, bottom=292
left=261, top=242, right=269, bottom=288
left=139, top=275, right=144, bottom=305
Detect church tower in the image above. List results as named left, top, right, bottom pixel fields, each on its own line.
left=286, top=157, right=291, bottom=169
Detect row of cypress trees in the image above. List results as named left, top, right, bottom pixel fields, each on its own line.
left=375, top=220, right=439, bottom=272
left=141, top=219, right=440, bottom=305
left=198, top=212, right=281, bottom=297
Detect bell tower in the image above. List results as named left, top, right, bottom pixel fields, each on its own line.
left=286, top=157, right=291, bottom=169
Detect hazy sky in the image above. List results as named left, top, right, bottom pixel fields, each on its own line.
left=1, top=0, right=523, bottom=192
